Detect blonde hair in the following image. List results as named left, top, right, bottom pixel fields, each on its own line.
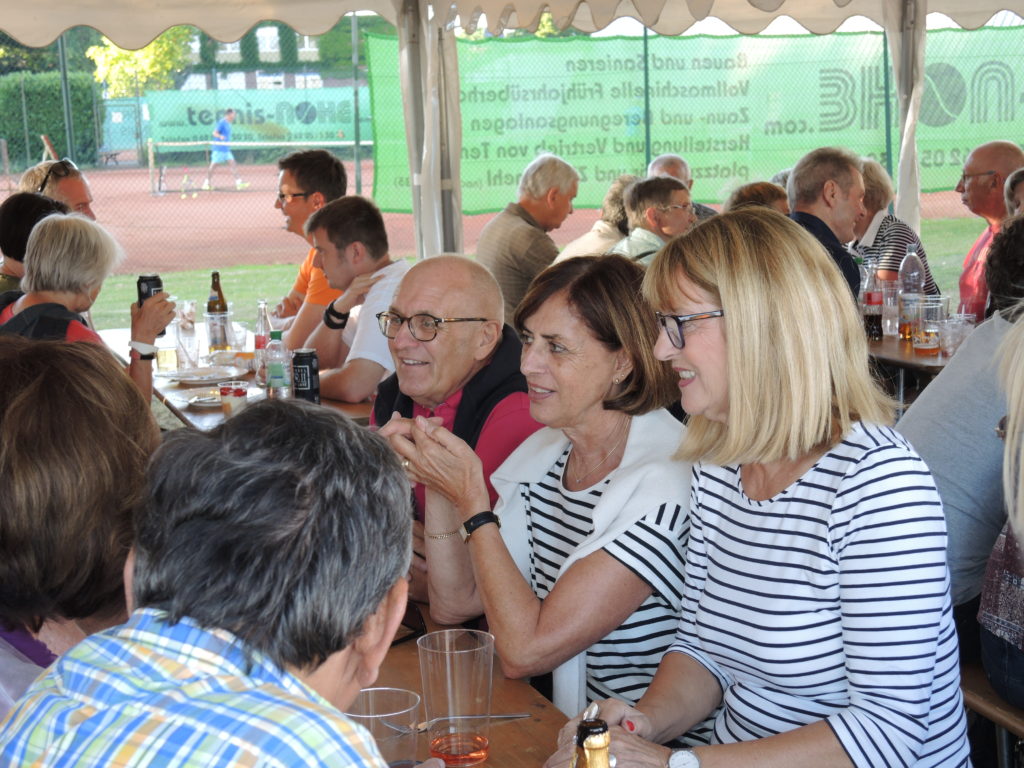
left=1000, top=311, right=1024, bottom=537
left=860, top=159, right=896, bottom=215
left=643, top=207, right=894, bottom=465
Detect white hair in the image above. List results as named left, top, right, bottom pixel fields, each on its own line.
left=518, top=154, right=579, bottom=199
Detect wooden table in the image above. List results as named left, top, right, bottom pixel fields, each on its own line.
left=99, top=328, right=372, bottom=430
left=867, top=336, right=948, bottom=412
left=377, top=608, right=567, bottom=767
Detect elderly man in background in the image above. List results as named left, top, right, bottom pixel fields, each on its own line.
left=609, top=176, right=696, bottom=265
left=955, top=140, right=1024, bottom=320
left=476, top=153, right=578, bottom=323
left=271, top=149, right=349, bottom=348
left=555, top=173, right=637, bottom=262
left=18, top=159, right=96, bottom=220
left=0, top=399, right=414, bottom=767
left=787, top=146, right=865, bottom=297
left=375, top=255, right=542, bottom=601
left=647, top=153, right=717, bottom=221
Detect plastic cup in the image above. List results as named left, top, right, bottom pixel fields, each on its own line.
left=218, top=381, right=248, bottom=416
left=418, top=630, right=494, bottom=767
left=345, top=687, right=420, bottom=768
left=912, top=296, right=950, bottom=357
left=880, top=280, right=899, bottom=337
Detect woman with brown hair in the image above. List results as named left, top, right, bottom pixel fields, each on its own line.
left=0, top=337, right=159, bottom=717
left=385, top=254, right=690, bottom=716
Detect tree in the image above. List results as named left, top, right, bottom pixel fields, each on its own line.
left=318, top=14, right=396, bottom=73
left=86, top=25, right=193, bottom=97
left=0, top=27, right=101, bottom=76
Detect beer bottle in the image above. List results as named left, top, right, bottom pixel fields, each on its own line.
left=207, top=271, right=229, bottom=350
left=570, top=718, right=611, bottom=768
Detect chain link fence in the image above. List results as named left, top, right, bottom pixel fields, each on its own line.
left=1, top=15, right=1021, bottom=323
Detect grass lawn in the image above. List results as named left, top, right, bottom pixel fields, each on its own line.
left=919, top=218, right=982, bottom=298
left=91, top=264, right=299, bottom=330
left=90, top=219, right=983, bottom=331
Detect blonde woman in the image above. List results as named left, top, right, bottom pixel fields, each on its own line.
left=547, top=208, right=969, bottom=767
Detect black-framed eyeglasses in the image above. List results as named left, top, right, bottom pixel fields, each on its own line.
left=37, top=158, right=78, bottom=194
left=377, top=311, right=488, bottom=342
left=656, top=310, right=724, bottom=349
left=959, top=170, right=995, bottom=187
left=276, top=191, right=312, bottom=203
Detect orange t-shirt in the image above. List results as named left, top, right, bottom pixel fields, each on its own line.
left=291, top=247, right=342, bottom=307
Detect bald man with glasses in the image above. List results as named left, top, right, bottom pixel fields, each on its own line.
left=374, top=255, right=542, bottom=602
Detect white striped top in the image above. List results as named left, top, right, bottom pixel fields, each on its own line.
left=523, top=446, right=688, bottom=705
left=670, top=422, right=970, bottom=766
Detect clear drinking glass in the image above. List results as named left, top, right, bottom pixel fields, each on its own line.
left=418, top=630, right=494, bottom=767
left=345, top=687, right=421, bottom=768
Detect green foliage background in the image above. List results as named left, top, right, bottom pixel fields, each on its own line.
left=0, top=72, right=99, bottom=165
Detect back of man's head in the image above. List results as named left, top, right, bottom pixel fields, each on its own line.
left=601, top=174, right=639, bottom=234
left=133, top=399, right=412, bottom=670
left=0, top=193, right=69, bottom=262
left=305, top=195, right=389, bottom=260
left=624, top=176, right=687, bottom=230
left=518, top=154, right=579, bottom=200
left=788, top=147, right=862, bottom=209
left=647, top=154, right=691, bottom=187
left=277, top=150, right=348, bottom=202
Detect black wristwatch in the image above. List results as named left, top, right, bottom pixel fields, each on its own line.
left=323, top=304, right=350, bottom=330
left=460, top=511, right=500, bottom=542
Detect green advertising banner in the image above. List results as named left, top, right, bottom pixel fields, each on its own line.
left=146, top=88, right=372, bottom=145
left=917, top=26, right=1024, bottom=193
left=367, top=27, right=1024, bottom=213
left=368, top=32, right=891, bottom=213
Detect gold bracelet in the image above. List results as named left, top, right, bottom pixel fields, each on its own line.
left=425, top=528, right=460, bottom=540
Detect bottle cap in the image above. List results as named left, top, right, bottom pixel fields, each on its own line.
left=270, top=330, right=283, bottom=340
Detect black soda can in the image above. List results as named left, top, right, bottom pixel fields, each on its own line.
left=292, top=348, right=320, bottom=404
left=137, top=274, right=165, bottom=337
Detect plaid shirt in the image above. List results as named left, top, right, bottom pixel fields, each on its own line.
left=0, top=608, right=387, bottom=767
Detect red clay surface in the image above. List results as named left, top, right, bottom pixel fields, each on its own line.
left=2, top=161, right=973, bottom=274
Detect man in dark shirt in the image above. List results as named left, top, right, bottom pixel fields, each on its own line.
left=788, top=147, right=866, bottom=298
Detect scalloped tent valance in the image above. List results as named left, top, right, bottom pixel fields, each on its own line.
left=0, top=0, right=1016, bottom=48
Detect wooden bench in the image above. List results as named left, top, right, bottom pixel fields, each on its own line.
left=961, top=660, right=1024, bottom=768
left=99, top=149, right=123, bottom=165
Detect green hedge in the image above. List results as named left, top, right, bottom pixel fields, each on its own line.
left=0, top=71, right=98, bottom=168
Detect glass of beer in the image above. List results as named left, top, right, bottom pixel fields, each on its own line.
left=912, top=296, right=950, bottom=356
left=418, top=630, right=493, bottom=767
left=898, top=292, right=922, bottom=341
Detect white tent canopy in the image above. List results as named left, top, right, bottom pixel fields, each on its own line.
left=3, top=0, right=1022, bottom=256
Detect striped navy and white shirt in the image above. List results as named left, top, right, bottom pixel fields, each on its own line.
left=670, top=422, right=970, bottom=766
left=523, top=447, right=688, bottom=705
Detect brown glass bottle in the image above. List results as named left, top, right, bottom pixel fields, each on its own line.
left=207, top=271, right=230, bottom=350
left=570, top=719, right=611, bottom=768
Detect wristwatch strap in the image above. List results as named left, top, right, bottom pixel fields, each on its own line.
left=460, top=510, right=500, bottom=542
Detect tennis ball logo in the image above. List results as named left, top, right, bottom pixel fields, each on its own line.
left=920, top=62, right=966, bottom=127
left=295, top=102, right=318, bottom=124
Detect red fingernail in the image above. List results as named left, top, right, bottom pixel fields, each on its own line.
left=624, top=720, right=636, bottom=732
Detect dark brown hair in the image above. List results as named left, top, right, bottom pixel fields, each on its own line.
left=514, top=255, right=676, bottom=415
left=0, top=337, right=158, bottom=632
